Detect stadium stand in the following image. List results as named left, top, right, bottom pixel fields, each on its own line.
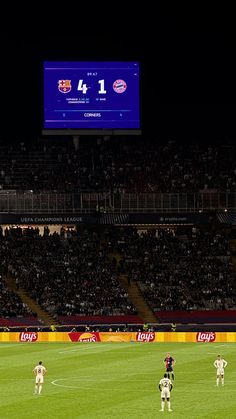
left=0, top=222, right=235, bottom=328
left=1, top=137, right=236, bottom=193
left=1, top=136, right=236, bottom=329
left=0, top=228, right=137, bottom=320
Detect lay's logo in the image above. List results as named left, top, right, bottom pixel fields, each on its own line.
left=136, top=332, right=155, bottom=342
left=68, top=332, right=100, bottom=342
left=196, top=332, right=216, bottom=342
left=19, top=332, right=38, bottom=342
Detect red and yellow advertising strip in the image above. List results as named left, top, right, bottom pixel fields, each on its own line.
left=1, top=331, right=236, bottom=343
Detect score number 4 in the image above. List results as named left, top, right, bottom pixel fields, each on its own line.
left=77, top=79, right=106, bottom=94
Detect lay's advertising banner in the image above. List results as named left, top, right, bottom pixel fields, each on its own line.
left=1, top=331, right=236, bottom=343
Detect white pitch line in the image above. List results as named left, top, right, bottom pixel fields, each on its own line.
left=0, top=378, right=33, bottom=380
left=50, top=378, right=236, bottom=383
left=212, top=344, right=228, bottom=347
left=57, top=342, right=236, bottom=355
left=58, top=343, right=135, bottom=354
left=118, top=369, right=236, bottom=376
left=207, top=352, right=227, bottom=354
left=51, top=379, right=236, bottom=392
left=51, top=377, right=236, bottom=383
left=59, top=348, right=94, bottom=354
left=0, top=343, right=25, bottom=348
left=76, top=371, right=235, bottom=375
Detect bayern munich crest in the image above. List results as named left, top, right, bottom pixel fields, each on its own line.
left=58, top=80, right=72, bottom=93
left=113, top=79, right=127, bottom=93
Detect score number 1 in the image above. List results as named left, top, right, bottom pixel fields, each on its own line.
left=77, top=79, right=106, bottom=94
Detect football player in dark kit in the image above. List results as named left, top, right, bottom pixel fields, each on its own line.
left=164, top=352, right=175, bottom=381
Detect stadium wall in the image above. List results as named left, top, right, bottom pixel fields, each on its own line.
left=1, top=312, right=235, bottom=327
left=58, top=311, right=236, bottom=324
left=1, top=331, right=236, bottom=343
left=154, top=311, right=236, bottom=323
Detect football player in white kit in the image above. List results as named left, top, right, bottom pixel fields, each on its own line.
left=33, top=361, right=47, bottom=395
left=158, top=373, right=173, bottom=412
left=214, top=354, right=227, bottom=386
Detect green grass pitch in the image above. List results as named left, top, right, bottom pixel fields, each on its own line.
left=0, top=341, right=236, bottom=418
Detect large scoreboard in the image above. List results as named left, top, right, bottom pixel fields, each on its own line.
left=43, top=61, right=141, bottom=134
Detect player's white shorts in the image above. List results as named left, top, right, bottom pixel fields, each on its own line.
left=36, top=376, right=44, bottom=384
left=161, top=388, right=170, bottom=399
left=216, top=368, right=224, bottom=376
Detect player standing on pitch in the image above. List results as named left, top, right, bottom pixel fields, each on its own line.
left=158, top=373, right=173, bottom=412
left=33, top=361, right=47, bottom=395
left=214, top=354, right=227, bottom=386
left=164, top=352, right=175, bottom=381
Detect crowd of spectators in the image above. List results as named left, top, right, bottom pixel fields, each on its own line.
left=0, top=225, right=235, bottom=320
left=0, top=274, right=34, bottom=318
left=1, top=137, right=236, bottom=193
left=0, top=227, right=136, bottom=318
left=113, top=226, right=236, bottom=311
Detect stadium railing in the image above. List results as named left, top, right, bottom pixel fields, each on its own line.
left=0, top=191, right=235, bottom=213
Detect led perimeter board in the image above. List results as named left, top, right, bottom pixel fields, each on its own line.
left=43, top=61, right=141, bottom=135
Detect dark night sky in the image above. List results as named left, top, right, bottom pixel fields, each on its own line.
left=1, top=8, right=236, bottom=140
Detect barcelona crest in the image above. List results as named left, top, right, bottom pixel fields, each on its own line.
left=58, top=80, right=72, bottom=93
